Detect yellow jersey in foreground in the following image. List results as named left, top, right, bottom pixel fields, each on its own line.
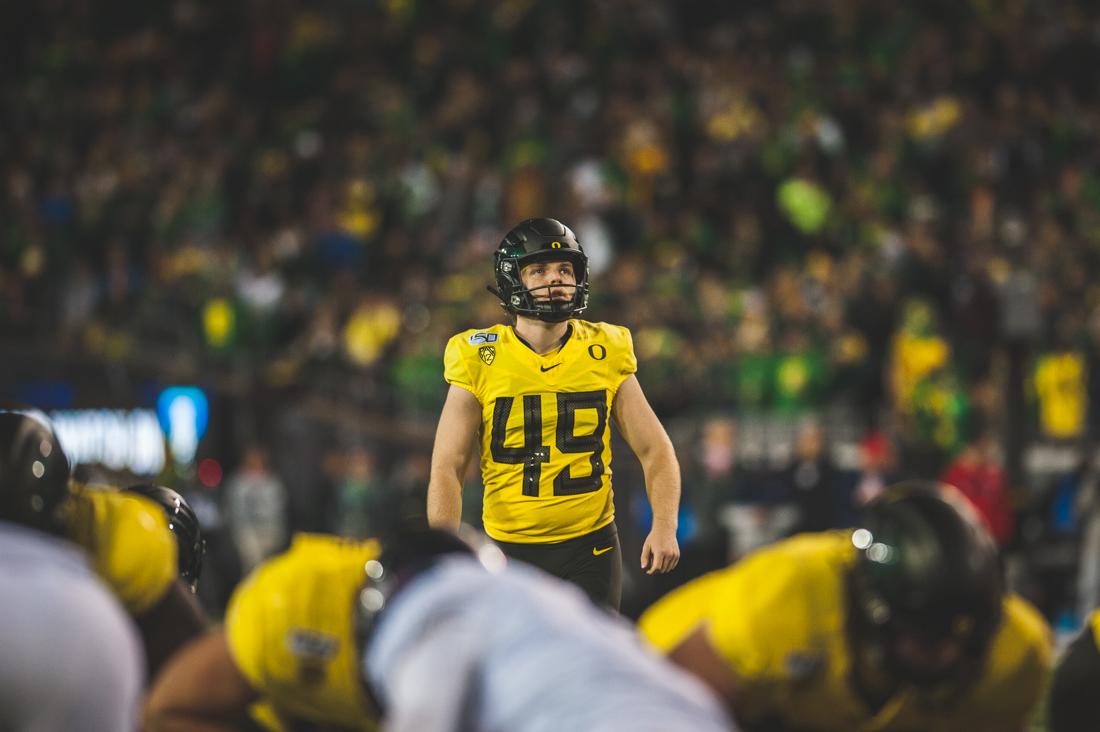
left=639, top=531, right=1052, bottom=731
left=65, top=483, right=178, bottom=615
left=1087, top=608, right=1100, bottom=649
left=226, top=533, right=380, bottom=731
left=444, top=320, right=636, bottom=542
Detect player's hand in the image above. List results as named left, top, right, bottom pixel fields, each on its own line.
left=640, top=525, right=679, bottom=575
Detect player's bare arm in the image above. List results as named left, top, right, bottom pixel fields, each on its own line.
left=427, top=384, right=482, bottom=529
left=143, top=630, right=260, bottom=732
left=135, top=580, right=208, bottom=681
left=668, top=625, right=742, bottom=717
left=612, top=374, right=680, bottom=574
left=670, top=628, right=834, bottom=732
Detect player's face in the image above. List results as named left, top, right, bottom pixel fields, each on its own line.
left=520, top=260, right=576, bottom=303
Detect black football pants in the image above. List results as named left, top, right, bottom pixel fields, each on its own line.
left=1050, top=625, right=1100, bottom=732
left=493, top=521, right=622, bottom=611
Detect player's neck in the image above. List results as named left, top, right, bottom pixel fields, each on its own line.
left=513, top=317, right=571, bottom=355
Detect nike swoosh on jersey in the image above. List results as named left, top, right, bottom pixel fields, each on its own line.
left=592, top=546, right=614, bottom=556
left=539, top=363, right=562, bottom=372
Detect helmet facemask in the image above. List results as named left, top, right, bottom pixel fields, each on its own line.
left=494, top=250, right=589, bottom=322
left=127, top=483, right=206, bottom=592
left=171, top=512, right=206, bottom=593
left=848, top=567, right=1001, bottom=689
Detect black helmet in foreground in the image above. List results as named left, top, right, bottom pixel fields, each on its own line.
left=127, top=484, right=206, bottom=592
left=848, top=480, right=1003, bottom=686
left=0, top=411, right=72, bottom=536
left=490, top=217, right=590, bottom=322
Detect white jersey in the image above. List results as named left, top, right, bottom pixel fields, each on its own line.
left=364, top=558, right=734, bottom=732
left=0, top=521, right=143, bottom=732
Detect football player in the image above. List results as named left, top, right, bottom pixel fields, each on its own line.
left=64, top=477, right=208, bottom=679
left=1049, top=607, right=1100, bottom=732
left=144, top=528, right=734, bottom=732
left=146, top=532, right=383, bottom=732
left=0, top=411, right=144, bottom=730
left=427, top=217, right=681, bottom=610
left=638, top=481, right=1052, bottom=732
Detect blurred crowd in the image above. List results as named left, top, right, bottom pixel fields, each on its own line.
left=5, top=0, right=1100, bottom=621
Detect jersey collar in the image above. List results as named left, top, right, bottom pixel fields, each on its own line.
left=511, top=322, right=573, bottom=355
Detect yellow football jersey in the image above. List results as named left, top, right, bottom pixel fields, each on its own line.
left=65, top=483, right=179, bottom=615
left=639, top=532, right=1052, bottom=731
left=1088, top=608, right=1100, bottom=649
left=444, top=320, right=637, bottom=543
left=225, top=533, right=381, bottom=731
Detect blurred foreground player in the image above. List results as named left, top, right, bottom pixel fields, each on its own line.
left=63, top=477, right=208, bottom=679
left=0, top=411, right=144, bottom=730
left=145, top=529, right=733, bottom=732
left=1049, top=608, right=1100, bottom=732
left=361, top=531, right=728, bottom=732
left=639, top=481, right=1051, bottom=732
left=147, top=533, right=385, bottom=731
left=126, top=482, right=209, bottom=666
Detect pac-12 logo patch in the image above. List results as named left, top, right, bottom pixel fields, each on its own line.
left=287, top=629, right=338, bottom=686
left=468, top=332, right=499, bottom=345
left=479, top=345, right=496, bottom=365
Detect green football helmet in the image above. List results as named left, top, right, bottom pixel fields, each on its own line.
left=489, top=217, right=590, bottom=322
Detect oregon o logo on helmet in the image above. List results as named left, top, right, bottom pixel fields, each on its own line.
left=550, top=241, right=562, bottom=248
left=588, top=344, right=607, bottom=360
